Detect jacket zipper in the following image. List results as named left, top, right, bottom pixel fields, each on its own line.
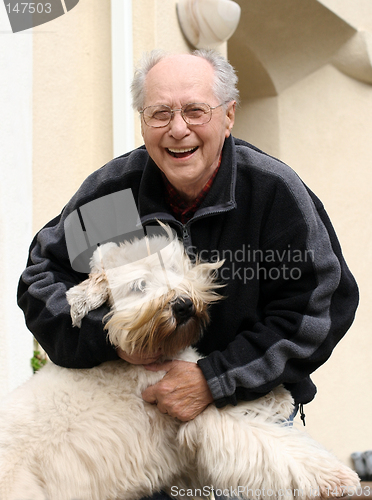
left=143, top=203, right=235, bottom=252
left=182, top=225, right=189, bottom=244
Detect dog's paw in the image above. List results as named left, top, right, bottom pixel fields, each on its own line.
left=317, top=463, right=360, bottom=499
left=66, top=274, right=109, bottom=327
left=66, top=282, right=91, bottom=328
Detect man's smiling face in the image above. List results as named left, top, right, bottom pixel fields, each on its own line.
left=141, top=54, right=235, bottom=201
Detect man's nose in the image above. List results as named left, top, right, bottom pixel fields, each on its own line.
left=168, top=111, right=190, bottom=139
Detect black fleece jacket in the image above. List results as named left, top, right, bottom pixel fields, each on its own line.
left=17, top=135, right=359, bottom=407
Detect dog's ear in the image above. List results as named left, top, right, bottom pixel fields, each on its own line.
left=66, top=242, right=120, bottom=327
left=66, top=272, right=110, bottom=328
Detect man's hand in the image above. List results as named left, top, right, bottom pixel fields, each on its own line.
left=141, top=360, right=214, bottom=422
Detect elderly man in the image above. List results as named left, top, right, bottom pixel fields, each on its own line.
left=18, top=50, right=358, bottom=443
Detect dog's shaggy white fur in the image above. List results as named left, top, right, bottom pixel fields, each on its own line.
left=0, top=226, right=360, bottom=500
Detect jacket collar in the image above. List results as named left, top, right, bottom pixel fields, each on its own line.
left=138, top=134, right=237, bottom=226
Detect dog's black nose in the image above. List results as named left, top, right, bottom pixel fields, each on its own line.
left=173, top=298, right=195, bottom=323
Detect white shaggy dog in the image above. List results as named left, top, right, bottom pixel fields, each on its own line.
left=0, top=226, right=360, bottom=500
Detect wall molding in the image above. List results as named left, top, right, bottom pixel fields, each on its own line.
left=0, top=3, right=34, bottom=398
left=111, top=0, right=135, bottom=158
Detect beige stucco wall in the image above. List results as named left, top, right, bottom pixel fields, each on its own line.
left=25, top=0, right=371, bottom=470
left=32, top=0, right=113, bottom=232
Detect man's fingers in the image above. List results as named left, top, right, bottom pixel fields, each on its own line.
left=141, top=360, right=213, bottom=421
left=141, top=386, right=157, bottom=405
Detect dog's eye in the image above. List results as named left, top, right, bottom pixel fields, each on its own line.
left=130, top=279, right=146, bottom=293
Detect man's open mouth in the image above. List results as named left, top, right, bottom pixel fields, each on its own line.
left=166, top=147, right=198, bottom=159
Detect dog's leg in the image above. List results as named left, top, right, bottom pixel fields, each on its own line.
left=66, top=271, right=109, bottom=327
left=179, top=403, right=360, bottom=500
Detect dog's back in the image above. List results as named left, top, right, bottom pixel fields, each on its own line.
left=0, top=359, right=185, bottom=500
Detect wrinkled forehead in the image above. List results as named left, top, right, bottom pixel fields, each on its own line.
left=144, top=55, right=216, bottom=106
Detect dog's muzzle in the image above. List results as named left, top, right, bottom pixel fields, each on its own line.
left=172, top=297, right=195, bottom=324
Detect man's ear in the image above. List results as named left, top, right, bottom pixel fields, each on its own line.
left=225, top=100, right=236, bottom=138
left=66, top=272, right=110, bottom=328
left=140, top=115, right=145, bottom=139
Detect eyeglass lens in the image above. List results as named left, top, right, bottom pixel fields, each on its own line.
left=143, top=103, right=212, bottom=127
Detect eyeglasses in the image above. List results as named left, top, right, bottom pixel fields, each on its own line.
left=139, top=102, right=228, bottom=128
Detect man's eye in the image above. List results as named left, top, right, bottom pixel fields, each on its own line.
left=152, top=111, right=171, bottom=121
left=184, top=106, right=205, bottom=118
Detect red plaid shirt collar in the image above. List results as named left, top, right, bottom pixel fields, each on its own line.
left=162, top=155, right=222, bottom=224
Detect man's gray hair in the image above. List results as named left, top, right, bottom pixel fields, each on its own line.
left=131, top=49, right=239, bottom=111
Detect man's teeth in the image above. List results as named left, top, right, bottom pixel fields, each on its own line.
left=168, top=147, right=196, bottom=153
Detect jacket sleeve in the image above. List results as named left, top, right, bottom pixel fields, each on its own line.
left=17, top=210, right=119, bottom=369
left=198, top=187, right=359, bottom=407
left=17, top=147, right=148, bottom=368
